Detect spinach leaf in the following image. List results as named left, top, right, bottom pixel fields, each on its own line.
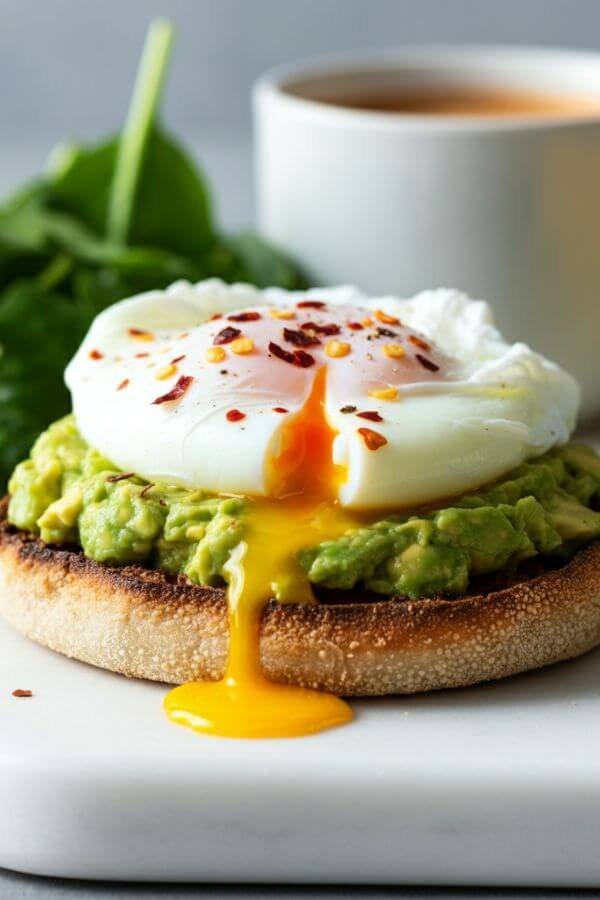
left=127, top=128, right=215, bottom=258
left=226, top=231, right=308, bottom=290
left=49, top=128, right=217, bottom=261
left=47, top=140, right=118, bottom=238
left=0, top=280, right=96, bottom=479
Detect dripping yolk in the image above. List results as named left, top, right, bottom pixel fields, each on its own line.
left=164, top=366, right=356, bottom=739
left=269, top=365, right=345, bottom=500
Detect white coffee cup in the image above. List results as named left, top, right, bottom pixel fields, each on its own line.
left=254, top=46, right=600, bottom=418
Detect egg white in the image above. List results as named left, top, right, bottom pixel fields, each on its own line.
left=65, top=279, right=579, bottom=508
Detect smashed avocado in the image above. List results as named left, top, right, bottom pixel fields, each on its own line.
left=7, top=416, right=600, bottom=600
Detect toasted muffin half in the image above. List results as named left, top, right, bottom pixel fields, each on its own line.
left=0, top=505, right=599, bottom=695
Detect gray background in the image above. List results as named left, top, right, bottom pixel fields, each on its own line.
left=2, top=0, right=600, bottom=896
left=3, top=0, right=600, bottom=227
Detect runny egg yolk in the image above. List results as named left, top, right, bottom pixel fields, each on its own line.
left=164, top=368, right=358, bottom=738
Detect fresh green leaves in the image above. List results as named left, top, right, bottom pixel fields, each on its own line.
left=0, top=19, right=307, bottom=487
left=225, top=231, right=309, bottom=290
left=0, top=281, right=96, bottom=480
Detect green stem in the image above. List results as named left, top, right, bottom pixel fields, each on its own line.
left=107, top=18, right=174, bottom=245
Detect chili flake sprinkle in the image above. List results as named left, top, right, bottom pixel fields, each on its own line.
left=409, top=335, right=431, bottom=352
left=89, top=349, right=104, bottom=360
left=376, top=327, right=399, bottom=339
left=12, top=689, right=32, bottom=698
left=152, top=374, right=194, bottom=405
left=368, top=386, right=398, bottom=401
left=268, top=341, right=315, bottom=368
left=273, top=406, right=288, bottom=414
left=226, top=408, right=246, bottom=422
left=230, top=336, right=254, bottom=355
left=294, top=349, right=316, bottom=368
left=325, top=340, right=351, bottom=358
left=340, top=405, right=357, bottom=414
left=116, top=378, right=130, bottom=391
left=170, top=354, right=186, bottom=364
left=358, top=427, right=387, bottom=451
left=382, top=343, right=406, bottom=360
left=135, top=352, right=150, bottom=358
left=106, top=472, right=136, bottom=483
left=297, top=300, right=326, bottom=309
left=206, top=346, right=227, bottom=363
left=375, top=309, right=400, bottom=325
left=214, top=326, right=241, bottom=345
left=128, top=328, right=154, bottom=341
left=227, top=311, right=261, bottom=322
left=416, top=353, right=440, bottom=372
left=356, top=410, right=383, bottom=423
left=347, top=321, right=364, bottom=331
left=156, top=363, right=178, bottom=380
left=283, top=326, right=321, bottom=348
left=140, top=483, right=155, bottom=498
left=300, top=321, right=341, bottom=336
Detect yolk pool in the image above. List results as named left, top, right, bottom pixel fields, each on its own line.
left=164, top=368, right=358, bottom=738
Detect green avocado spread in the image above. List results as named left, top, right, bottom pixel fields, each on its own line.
left=7, top=415, right=600, bottom=600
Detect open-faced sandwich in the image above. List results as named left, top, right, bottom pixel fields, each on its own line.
left=1, top=280, right=598, bottom=737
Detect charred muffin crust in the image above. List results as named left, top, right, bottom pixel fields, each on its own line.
left=0, top=503, right=599, bottom=695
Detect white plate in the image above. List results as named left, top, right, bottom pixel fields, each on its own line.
left=0, top=614, right=599, bottom=885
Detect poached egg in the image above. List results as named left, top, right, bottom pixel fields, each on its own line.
left=65, top=280, right=579, bottom=738
left=66, top=280, right=577, bottom=509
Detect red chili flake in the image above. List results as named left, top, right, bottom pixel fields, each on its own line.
left=214, top=326, right=241, bottom=345
left=358, top=427, right=388, bottom=451
left=128, top=327, right=152, bottom=338
left=269, top=341, right=294, bottom=364
left=210, top=313, right=222, bottom=321
left=283, top=327, right=321, bottom=348
left=273, top=406, right=288, bottom=414
left=170, top=354, right=186, bottom=365
left=293, top=349, right=316, bottom=368
left=357, top=410, right=383, bottom=423
left=347, top=321, right=364, bottom=331
left=376, top=327, right=398, bottom=339
left=415, top=353, right=440, bottom=372
left=226, top=408, right=246, bottom=422
left=106, top=472, right=136, bottom=483
left=227, top=311, right=261, bottom=322
left=340, top=405, right=357, bottom=414
left=12, top=689, right=32, bottom=698
left=300, top=321, right=341, bottom=337
left=135, top=352, right=149, bottom=358
left=409, top=335, right=431, bottom=351
left=297, top=300, right=326, bottom=309
left=268, top=341, right=315, bottom=368
left=89, top=349, right=103, bottom=360
left=140, top=483, right=155, bottom=498
left=152, top=374, right=194, bottom=405
left=116, top=378, right=129, bottom=391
